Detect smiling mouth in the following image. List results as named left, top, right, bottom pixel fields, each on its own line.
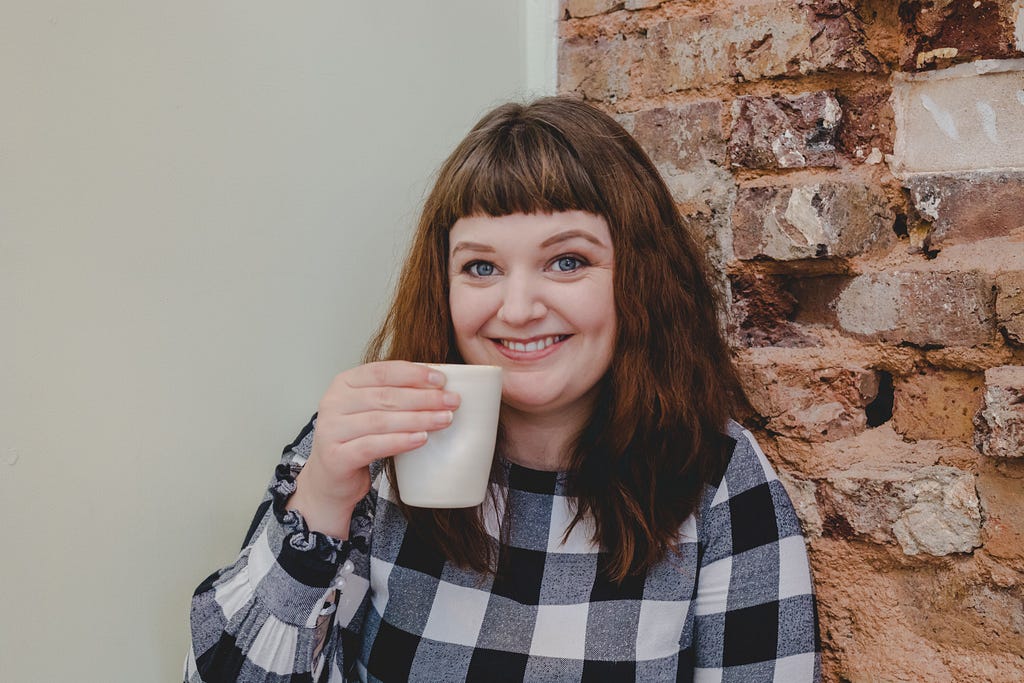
left=495, top=335, right=570, bottom=353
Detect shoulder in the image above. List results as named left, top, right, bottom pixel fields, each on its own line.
left=706, top=420, right=782, bottom=507
left=697, top=420, right=805, bottom=550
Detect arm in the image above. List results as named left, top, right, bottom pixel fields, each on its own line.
left=693, top=427, right=821, bottom=682
left=185, top=362, right=458, bottom=682
left=185, top=417, right=373, bottom=683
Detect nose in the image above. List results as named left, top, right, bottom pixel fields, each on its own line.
left=497, top=272, right=547, bottom=326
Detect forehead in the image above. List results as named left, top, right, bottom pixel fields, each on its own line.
left=448, top=211, right=611, bottom=251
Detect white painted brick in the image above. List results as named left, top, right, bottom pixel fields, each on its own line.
left=892, top=59, right=1024, bottom=174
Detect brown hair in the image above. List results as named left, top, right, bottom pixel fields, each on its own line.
left=365, top=96, right=743, bottom=582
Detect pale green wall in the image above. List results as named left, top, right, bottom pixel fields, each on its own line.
left=0, top=2, right=552, bottom=679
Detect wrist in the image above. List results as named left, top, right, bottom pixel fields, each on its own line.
left=286, top=470, right=357, bottom=540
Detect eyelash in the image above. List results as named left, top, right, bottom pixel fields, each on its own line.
left=551, top=255, right=587, bottom=272
left=461, top=254, right=590, bottom=277
left=464, top=261, right=496, bottom=277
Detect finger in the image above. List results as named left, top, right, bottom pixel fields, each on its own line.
left=328, top=386, right=460, bottom=413
left=338, top=431, right=431, bottom=468
left=334, top=409, right=454, bottom=442
left=344, top=361, right=446, bottom=390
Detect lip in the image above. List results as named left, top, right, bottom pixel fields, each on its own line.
left=490, top=334, right=570, bottom=361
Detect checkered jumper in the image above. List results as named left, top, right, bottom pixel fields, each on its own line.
left=187, top=419, right=820, bottom=682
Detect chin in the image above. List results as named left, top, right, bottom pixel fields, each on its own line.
left=499, top=390, right=563, bottom=414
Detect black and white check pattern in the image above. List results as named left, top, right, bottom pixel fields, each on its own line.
left=187, top=419, right=820, bottom=682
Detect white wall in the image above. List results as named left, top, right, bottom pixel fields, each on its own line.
left=0, top=2, right=553, bottom=679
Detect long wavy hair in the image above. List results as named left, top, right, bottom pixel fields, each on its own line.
left=365, top=96, right=744, bottom=582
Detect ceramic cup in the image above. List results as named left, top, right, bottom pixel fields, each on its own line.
left=393, top=363, right=503, bottom=508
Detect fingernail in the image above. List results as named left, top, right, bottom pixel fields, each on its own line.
left=428, top=371, right=446, bottom=387
left=409, top=431, right=428, bottom=444
left=443, top=391, right=460, bottom=407
left=434, top=410, right=454, bottom=426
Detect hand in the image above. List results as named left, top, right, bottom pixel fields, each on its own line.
left=287, top=361, right=460, bottom=538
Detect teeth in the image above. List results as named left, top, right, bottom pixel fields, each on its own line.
left=501, top=335, right=564, bottom=352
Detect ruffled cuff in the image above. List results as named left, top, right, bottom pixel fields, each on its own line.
left=267, top=463, right=370, bottom=588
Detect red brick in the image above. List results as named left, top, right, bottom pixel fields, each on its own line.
left=729, top=91, right=842, bottom=169
left=735, top=350, right=880, bottom=441
left=835, top=85, right=896, bottom=159
left=558, top=34, right=638, bottom=102
left=892, top=369, right=986, bottom=443
left=806, top=2, right=884, bottom=72
left=905, top=172, right=1024, bottom=248
left=632, top=101, right=727, bottom=169
left=817, top=463, right=982, bottom=555
left=900, top=0, right=1023, bottom=71
left=729, top=272, right=811, bottom=347
left=977, top=461, right=1024, bottom=567
left=733, top=182, right=895, bottom=260
left=813, top=534, right=1024, bottom=680
left=630, top=102, right=735, bottom=274
left=996, top=272, right=1024, bottom=345
left=974, top=365, right=1024, bottom=458
left=639, top=3, right=878, bottom=95
left=562, top=0, right=621, bottom=19
left=834, top=270, right=997, bottom=346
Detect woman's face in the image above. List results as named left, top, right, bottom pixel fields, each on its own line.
left=448, top=211, right=616, bottom=421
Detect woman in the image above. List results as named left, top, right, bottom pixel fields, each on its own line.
left=186, top=97, right=820, bottom=682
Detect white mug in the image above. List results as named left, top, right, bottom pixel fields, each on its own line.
left=392, top=363, right=502, bottom=507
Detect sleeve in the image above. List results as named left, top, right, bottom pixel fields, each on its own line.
left=184, top=416, right=375, bottom=683
left=692, top=426, right=821, bottom=682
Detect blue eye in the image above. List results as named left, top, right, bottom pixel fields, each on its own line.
left=553, top=256, right=583, bottom=272
left=467, top=261, right=495, bottom=277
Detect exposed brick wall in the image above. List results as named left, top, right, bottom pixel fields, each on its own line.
left=558, top=1, right=1024, bottom=679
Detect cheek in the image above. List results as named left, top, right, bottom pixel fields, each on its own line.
left=571, top=283, right=616, bottom=335
left=449, top=287, right=490, bottom=339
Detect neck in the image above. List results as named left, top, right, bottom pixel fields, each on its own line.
left=499, top=402, right=592, bottom=472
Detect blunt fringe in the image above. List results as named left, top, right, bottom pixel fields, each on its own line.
left=365, top=96, right=744, bottom=582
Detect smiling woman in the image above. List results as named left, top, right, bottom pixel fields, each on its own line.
left=448, top=212, right=616, bottom=443
left=186, top=97, right=820, bottom=682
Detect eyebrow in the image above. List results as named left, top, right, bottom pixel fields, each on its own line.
left=450, top=229, right=609, bottom=258
left=450, top=241, right=495, bottom=256
left=540, top=229, right=608, bottom=249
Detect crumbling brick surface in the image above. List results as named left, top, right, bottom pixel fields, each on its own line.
left=559, top=33, right=639, bottom=102
left=560, top=0, right=1024, bottom=677
left=817, top=462, right=983, bottom=554
left=892, top=369, right=986, bottom=443
left=732, top=182, right=895, bottom=260
left=728, top=92, right=843, bottom=169
left=899, top=0, right=1024, bottom=70
left=633, top=101, right=728, bottom=170
left=562, top=0, right=621, bottom=19
left=975, top=365, right=1024, bottom=458
left=906, top=172, right=1024, bottom=248
left=977, top=459, right=1024, bottom=566
left=736, top=348, right=881, bottom=441
left=833, top=270, right=997, bottom=346
left=997, top=271, right=1024, bottom=345
left=635, top=2, right=880, bottom=96
left=835, top=85, right=896, bottom=159
left=728, top=271, right=810, bottom=347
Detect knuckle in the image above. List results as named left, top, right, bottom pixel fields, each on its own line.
left=366, top=412, right=388, bottom=434
left=350, top=438, right=375, bottom=462
left=370, top=363, right=389, bottom=385
left=377, top=387, right=398, bottom=409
